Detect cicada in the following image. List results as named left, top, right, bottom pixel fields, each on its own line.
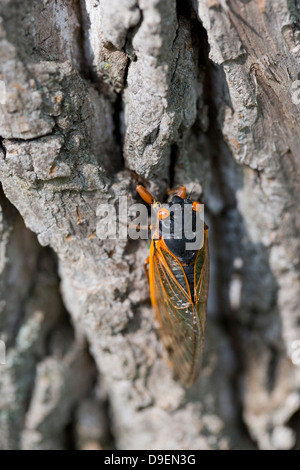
left=136, top=185, right=209, bottom=386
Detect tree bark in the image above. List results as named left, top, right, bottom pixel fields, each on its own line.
left=0, top=0, right=299, bottom=450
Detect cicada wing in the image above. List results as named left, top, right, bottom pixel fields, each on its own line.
left=149, top=242, right=204, bottom=386
left=195, top=228, right=209, bottom=334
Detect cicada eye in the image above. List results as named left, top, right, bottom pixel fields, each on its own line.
left=157, top=208, right=170, bottom=220
left=192, top=201, right=201, bottom=212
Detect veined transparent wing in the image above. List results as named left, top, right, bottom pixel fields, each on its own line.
left=194, top=228, right=209, bottom=335
left=149, top=239, right=206, bottom=386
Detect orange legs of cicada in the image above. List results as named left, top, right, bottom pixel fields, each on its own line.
left=136, top=185, right=155, bottom=205
left=175, top=186, right=186, bottom=199
left=167, top=186, right=186, bottom=199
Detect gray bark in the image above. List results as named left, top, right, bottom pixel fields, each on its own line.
left=0, top=0, right=299, bottom=450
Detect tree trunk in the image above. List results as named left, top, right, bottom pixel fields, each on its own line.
left=0, top=0, right=299, bottom=450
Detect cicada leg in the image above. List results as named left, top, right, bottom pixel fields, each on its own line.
left=119, top=220, right=152, bottom=231
left=167, top=186, right=186, bottom=199
left=128, top=223, right=152, bottom=231
left=175, top=186, right=186, bottom=198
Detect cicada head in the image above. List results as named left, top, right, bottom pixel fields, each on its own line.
left=157, top=194, right=204, bottom=264
left=136, top=184, right=205, bottom=263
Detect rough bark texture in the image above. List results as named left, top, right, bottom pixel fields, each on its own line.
left=0, top=0, right=299, bottom=450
